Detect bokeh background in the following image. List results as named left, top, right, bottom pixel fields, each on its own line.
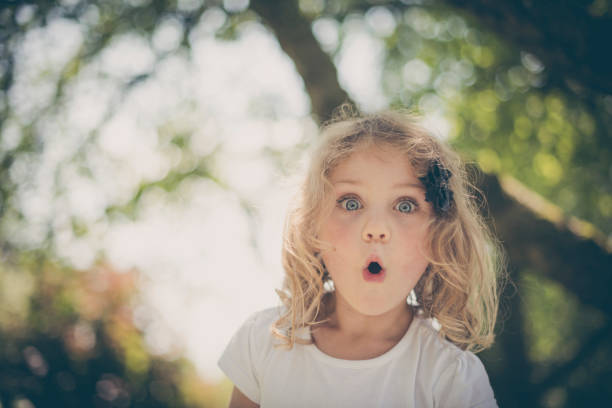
left=1, top=0, right=611, bottom=407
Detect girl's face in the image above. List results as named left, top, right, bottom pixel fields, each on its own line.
left=319, top=144, right=432, bottom=317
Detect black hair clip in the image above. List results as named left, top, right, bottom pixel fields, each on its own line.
left=419, top=160, right=454, bottom=217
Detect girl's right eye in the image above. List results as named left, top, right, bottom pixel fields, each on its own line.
left=338, top=197, right=362, bottom=211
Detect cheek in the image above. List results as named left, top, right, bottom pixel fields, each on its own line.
left=318, top=217, right=357, bottom=273
left=413, top=229, right=431, bottom=259
left=396, top=222, right=431, bottom=264
left=415, top=222, right=433, bottom=259
left=319, top=215, right=354, bottom=247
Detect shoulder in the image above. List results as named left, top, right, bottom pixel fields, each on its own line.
left=243, top=306, right=283, bottom=333
left=218, top=306, right=284, bottom=405
left=410, top=317, right=497, bottom=407
left=411, top=316, right=466, bottom=366
left=234, top=306, right=284, bottom=350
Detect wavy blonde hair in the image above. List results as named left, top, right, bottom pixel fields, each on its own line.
left=272, top=107, right=505, bottom=353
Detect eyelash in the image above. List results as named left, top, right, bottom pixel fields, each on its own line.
left=336, top=195, right=419, bottom=214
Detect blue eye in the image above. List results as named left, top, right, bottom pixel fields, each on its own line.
left=339, top=197, right=361, bottom=211
left=396, top=200, right=416, bottom=213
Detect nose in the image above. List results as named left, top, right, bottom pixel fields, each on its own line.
left=362, top=216, right=391, bottom=243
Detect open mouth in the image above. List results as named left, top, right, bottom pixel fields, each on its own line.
left=368, top=262, right=383, bottom=274
left=363, top=258, right=386, bottom=282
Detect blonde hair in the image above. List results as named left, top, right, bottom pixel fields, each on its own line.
left=273, top=107, right=505, bottom=353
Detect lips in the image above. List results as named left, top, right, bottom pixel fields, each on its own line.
left=362, top=255, right=386, bottom=283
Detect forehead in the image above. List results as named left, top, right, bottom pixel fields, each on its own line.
left=329, top=145, right=418, bottom=183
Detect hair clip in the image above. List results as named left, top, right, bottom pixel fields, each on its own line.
left=419, top=160, right=454, bottom=216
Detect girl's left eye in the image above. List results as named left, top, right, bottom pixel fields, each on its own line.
left=395, top=199, right=417, bottom=213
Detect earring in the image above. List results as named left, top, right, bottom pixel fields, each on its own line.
left=407, top=289, right=419, bottom=306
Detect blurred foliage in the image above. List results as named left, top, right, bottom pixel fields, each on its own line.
left=0, top=252, right=229, bottom=407
left=520, top=271, right=605, bottom=366
left=0, top=0, right=611, bottom=407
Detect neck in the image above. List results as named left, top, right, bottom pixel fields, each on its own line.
left=323, top=292, right=413, bottom=342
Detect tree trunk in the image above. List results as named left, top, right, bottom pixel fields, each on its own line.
left=250, top=0, right=351, bottom=122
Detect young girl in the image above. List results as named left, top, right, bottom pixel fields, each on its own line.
left=219, top=109, right=503, bottom=407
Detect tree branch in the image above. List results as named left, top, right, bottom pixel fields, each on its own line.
left=480, top=172, right=612, bottom=315
left=249, top=0, right=351, bottom=122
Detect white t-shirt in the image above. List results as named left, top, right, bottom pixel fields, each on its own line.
left=218, top=307, right=498, bottom=408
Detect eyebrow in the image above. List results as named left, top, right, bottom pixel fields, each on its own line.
left=334, top=179, right=424, bottom=190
